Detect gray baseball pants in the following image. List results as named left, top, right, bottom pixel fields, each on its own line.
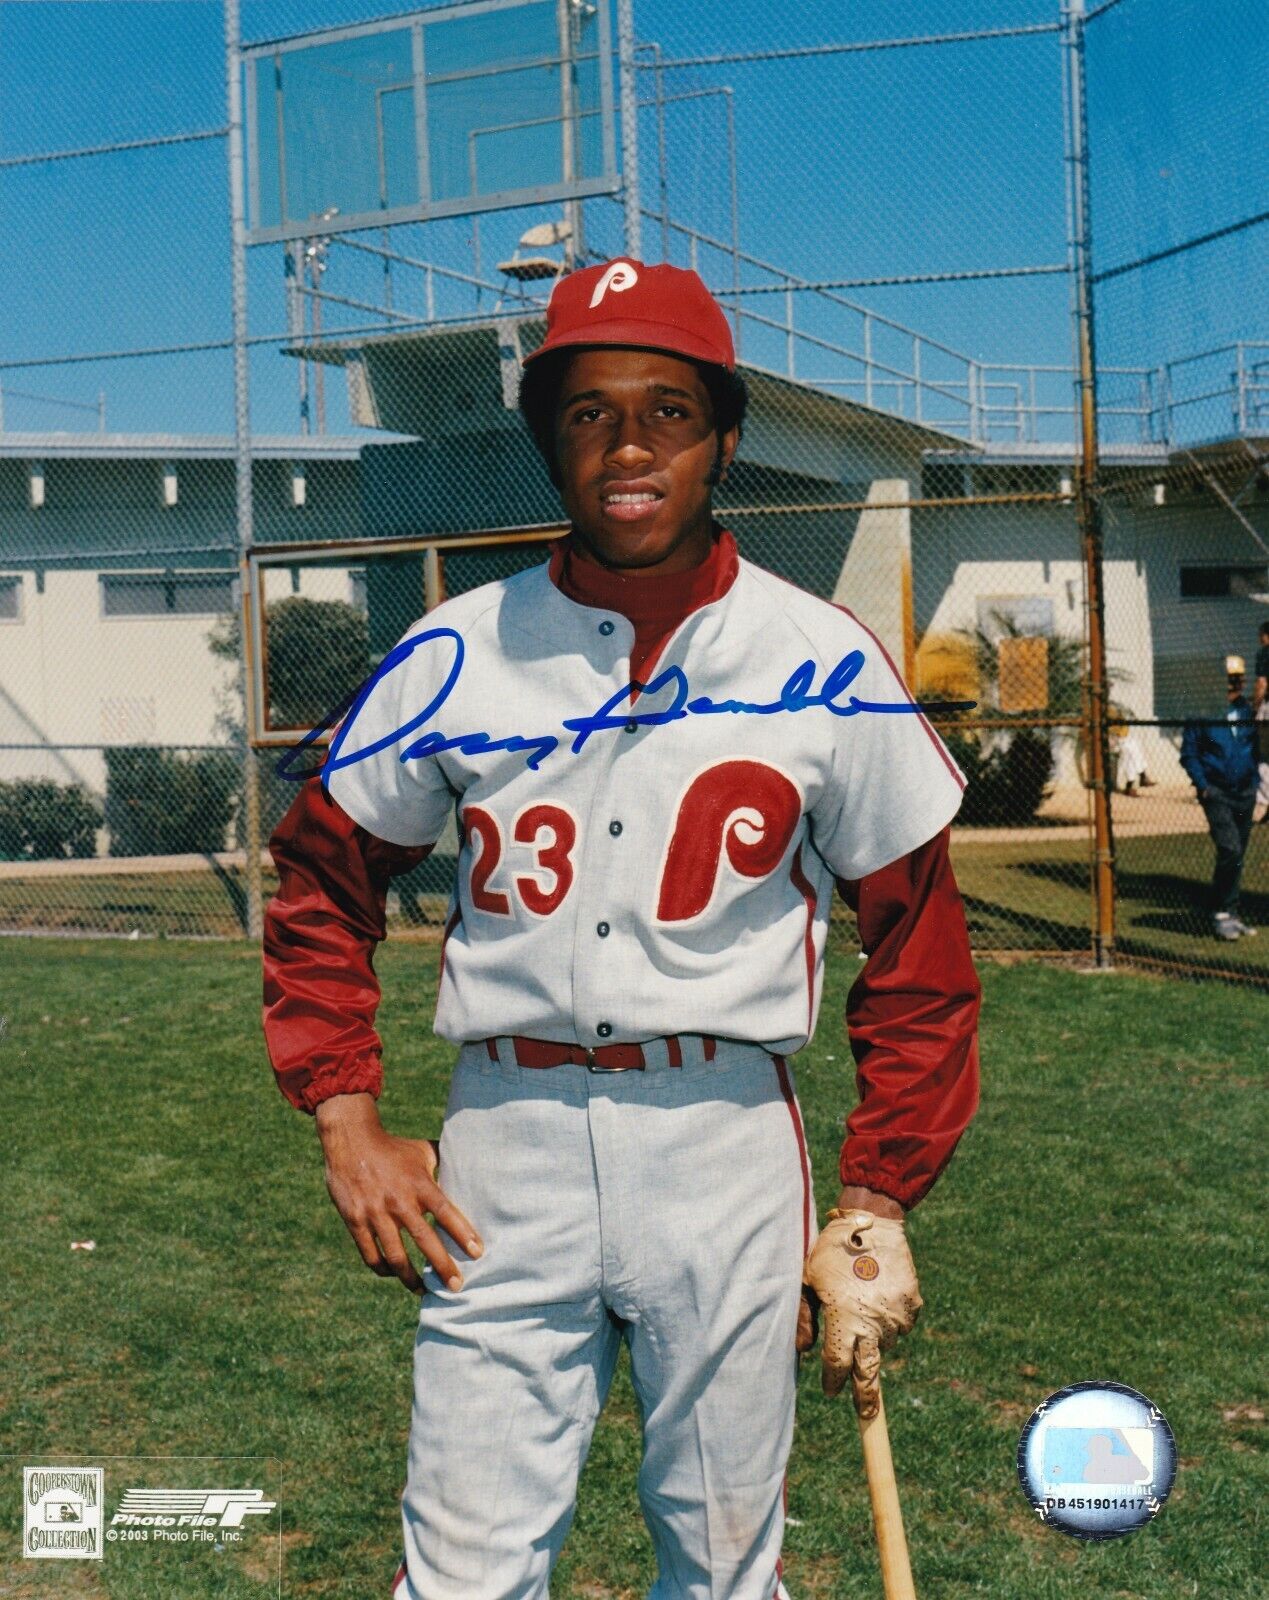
left=393, top=1037, right=813, bottom=1600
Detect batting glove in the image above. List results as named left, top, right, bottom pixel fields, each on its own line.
left=801, top=1209, right=922, bottom=1417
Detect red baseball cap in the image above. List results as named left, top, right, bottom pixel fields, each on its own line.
left=523, top=257, right=735, bottom=371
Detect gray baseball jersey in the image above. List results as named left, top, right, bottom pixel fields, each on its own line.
left=324, top=550, right=964, bottom=1056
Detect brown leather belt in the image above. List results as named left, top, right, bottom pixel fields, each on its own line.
left=483, top=1035, right=717, bottom=1072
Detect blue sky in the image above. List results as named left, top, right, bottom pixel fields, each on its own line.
left=0, top=0, right=1262, bottom=441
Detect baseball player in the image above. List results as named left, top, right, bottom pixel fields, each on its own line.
left=263, top=258, right=980, bottom=1599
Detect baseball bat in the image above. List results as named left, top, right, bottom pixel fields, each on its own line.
left=857, top=1380, right=917, bottom=1600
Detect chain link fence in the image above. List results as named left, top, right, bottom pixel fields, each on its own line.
left=1, top=0, right=1264, bottom=983
left=1086, top=0, right=1268, bottom=980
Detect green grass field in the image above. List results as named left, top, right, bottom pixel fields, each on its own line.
left=1, top=824, right=1266, bottom=983
left=1, top=942, right=1265, bottom=1598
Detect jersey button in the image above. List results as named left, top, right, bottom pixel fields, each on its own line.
left=609, top=819, right=623, bottom=836
left=624, top=719, right=638, bottom=734
left=596, top=921, right=610, bottom=938
left=597, top=1021, right=613, bottom=1038
left=598, top=620, right=615, bottom=636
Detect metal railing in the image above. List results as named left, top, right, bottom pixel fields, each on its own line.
left=262, top=68, right=1264, bottom=458
left=1145, top=341, right=1269, bottom=446
left=294, top=209, right=1269, bottom=451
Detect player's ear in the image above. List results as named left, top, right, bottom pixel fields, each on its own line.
left=716, top=424, right=739, bottom=484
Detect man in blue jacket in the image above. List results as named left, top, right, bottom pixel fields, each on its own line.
left=1181, top=654, right=1259, bottom=939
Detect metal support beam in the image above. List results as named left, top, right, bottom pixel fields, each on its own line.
left=225, top=0, right=263, bottom=942
left=1181, top=450, right=1269, bottom=562
left=616, top=0, right=641, bottom=258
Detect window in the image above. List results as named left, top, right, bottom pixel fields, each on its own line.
left=1179, top=564, right=1269, bottom=599
left=923, top=462, right=968, bottom=499
left=0, top=575, right=22, bottom=622
left=976, top=596, right=1055, bottom=713
left=976, top=595, right=1055, bottom=640
left=101, top=572, right=235, bottom=617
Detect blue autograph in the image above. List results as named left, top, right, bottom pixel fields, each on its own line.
left=275, top=626, right=976, bottom=783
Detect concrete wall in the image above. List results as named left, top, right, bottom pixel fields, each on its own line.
left=911, top=499, right=1164, bottom=783
left=831, top=480, right=914, bottom=679
left=1102, top=491, right=1269, bottom=719
left=909, top=487, right=1269, bottom=785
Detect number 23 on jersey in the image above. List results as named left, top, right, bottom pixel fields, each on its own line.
left=460, top=759, right=802, bottom=925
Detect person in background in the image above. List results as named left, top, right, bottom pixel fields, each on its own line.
left=1254, top=620, right=1269, bottom=824
left=1181, top=655, right=1258, bottom=940
left=1110, top=708, right=1156, bottom=797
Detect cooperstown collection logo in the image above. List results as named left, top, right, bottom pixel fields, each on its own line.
left=23, top=1468, right=104, bottom=1560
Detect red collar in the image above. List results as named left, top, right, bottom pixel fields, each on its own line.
left=547, top=526, right=739, bottom=628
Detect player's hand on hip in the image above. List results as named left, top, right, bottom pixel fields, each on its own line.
left=314, top=1092, right=483, bottom=1295
left=801, top=1209, right=922, bottom=1416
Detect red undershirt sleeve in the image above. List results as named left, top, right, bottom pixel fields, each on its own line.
left=834, top=826, right=981, bottom=1210
left=262, top=777, right=432, bottom=1114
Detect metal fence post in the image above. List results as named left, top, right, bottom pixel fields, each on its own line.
left=1158, top=361, right=1172, bottom=445
left=225, top=0, right=263, bottom=942
left=617, top=0, right=641, bottom=259
left=785, top=286, right=795, bottom=377
left=724, top=87, right=741, bottom=354
left=913, top=337, right=922, bottom=423
left=1063, top=0, right=1115, bottom=968
left=1235, top=341, right=1248, bottom=434
left=653, top=44, right=670, bottom=261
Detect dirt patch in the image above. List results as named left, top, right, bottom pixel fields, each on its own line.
left=0, top=1561, right=108, bottom=1596
left=1178, top=1062, right=1256, bottom=1088
left=237, top=1527, right=311, bottom=1586
left=1008, top=1503, right=1079, bottom=1561
left=947, top=1377, right=1034, bottom=1429
left=780, top=1551, right=843, bottom=1597
left=1220, top=1403, right=1265, bottom=1424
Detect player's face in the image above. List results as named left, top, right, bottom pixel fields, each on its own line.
left=552, top=348, right=738, bottom=574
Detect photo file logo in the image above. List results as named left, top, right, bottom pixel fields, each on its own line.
left=112, top=1488, right=277, bottom=1528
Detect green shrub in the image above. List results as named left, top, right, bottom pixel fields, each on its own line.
left=207, top=597, right=372, bottom=850
left=105, top=747, right=238, bottom=857
left=943, top=726, right=1055, bottom=825
left=209, top=596, right=369, bottom=731
left=0, top=778, right=102, bottom=860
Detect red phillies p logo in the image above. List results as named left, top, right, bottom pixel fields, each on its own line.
left=656, top=760, right=802, bottom=923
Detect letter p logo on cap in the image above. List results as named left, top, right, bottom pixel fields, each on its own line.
left=589, top=260, right=639, bottom=309
left=524, top=256, right=736, bottom=370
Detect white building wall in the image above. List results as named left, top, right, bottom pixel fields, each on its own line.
left=0, top=564, right=359, bottom=796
